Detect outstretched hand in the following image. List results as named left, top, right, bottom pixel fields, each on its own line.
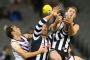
left=44, top=6, right=61, bottom=21
left=51, top=6, right=61, bottom=17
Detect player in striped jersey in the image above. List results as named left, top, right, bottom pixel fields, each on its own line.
left=4, top=25, right=47, bottom=60
left=49, top=6, right=80, bottom=60
left=30, top=6, right=63, bottom=60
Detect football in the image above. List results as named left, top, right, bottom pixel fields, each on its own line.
left=42, top=4, right=52, bottom=16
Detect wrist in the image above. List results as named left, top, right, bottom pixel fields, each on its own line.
left=38, top=50, right=42, bottom=53
left=49, top=13, right=54, bottom=18
left=68, top=22, right=73, bottom=25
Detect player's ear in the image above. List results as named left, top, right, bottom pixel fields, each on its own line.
left=65, top=12, right=67, bottom=16
left=74, top=13, right=76, bottom=18
left=11, top=30, right=15, bottom=35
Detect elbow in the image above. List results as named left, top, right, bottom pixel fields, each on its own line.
left=70, top=32, right=76, bottom=36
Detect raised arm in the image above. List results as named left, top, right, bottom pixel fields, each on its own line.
left=63, top=15, right=79, bottom=36
left=23, top=34, right=33, bottom=39
left=50, top=15, right=62, bottom=31
left=33, top=6, right=60, bottom=40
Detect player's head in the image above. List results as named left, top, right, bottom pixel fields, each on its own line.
left=4, top=25, right=21, bottom=39
left=65, top=6, right=77, bottom=19
left=41, top=24, right=48, bottom=36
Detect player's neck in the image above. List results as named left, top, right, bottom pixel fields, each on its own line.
left=13, top=35, right=21, bottom=41
left=42, top=35, right=46, bottom=40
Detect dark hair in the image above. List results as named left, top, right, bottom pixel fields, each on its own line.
left=5, top=25, right=14, bottom=39
left=66, top=6, right=77, bottom=12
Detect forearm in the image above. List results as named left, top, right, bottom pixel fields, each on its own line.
left=68, top=23, right=75, bottom=36
left=44, top=14, right=54, bottom=21
left=23, top=50, right=41, bottom=59
left=50, top=22, right=59, bottom=31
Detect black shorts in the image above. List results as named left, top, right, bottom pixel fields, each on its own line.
left=56, top=50, right=68, bottom=60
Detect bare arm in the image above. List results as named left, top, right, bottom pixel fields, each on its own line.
left=64, top=15, right=79, bottom=36
left=68, top=23, right=75, bottom=36
left=23, top=34, right=33, bottom=39
left=33, top=6, right=60, bottom=40
left=16, top=47, right=46, bottom=59
left=50, top=15, right=62, bottom=31
left=71, top=24, right=79, bottom=35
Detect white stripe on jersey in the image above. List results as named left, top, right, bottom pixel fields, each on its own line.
left=34, top=29, right=41, bottom=35
left=39, top=20, right=44, bottom=26
left=58, top=38, right=64, bottom=50
left=36, top=54, right=41, bottom=60
left=36, top=25, right=42, bottom=30
left=52, top=41, right=57, bottom=48
left=56, top=32, right=59, bottom=40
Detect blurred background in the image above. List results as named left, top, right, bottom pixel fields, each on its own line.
left=0, top=0, right=90, bottom=60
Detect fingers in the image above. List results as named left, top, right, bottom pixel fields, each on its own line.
left=40, top=47, right=47, bottom=53
left=53, top=6, right=61, bottom=13
left=56, top=6, right=61, bottom=12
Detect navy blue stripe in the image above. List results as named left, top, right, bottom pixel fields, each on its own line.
left=41, top=19, right=47, bottom=24
left=22, top=48, right=29, bottom=52
left=20, top=44, right=29, bottom=48
left=37, top=23, right=42, bottom=27
left=35, top=27, right=42, bottom=32
left=34, top=33, right=40, bottom=37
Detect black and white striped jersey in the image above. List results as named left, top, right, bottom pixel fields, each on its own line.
left=30, top=18, right=67, bottom=60
left=50, top=22, right=75, bottom=53
left=30, top=18, right=51, bottom=60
